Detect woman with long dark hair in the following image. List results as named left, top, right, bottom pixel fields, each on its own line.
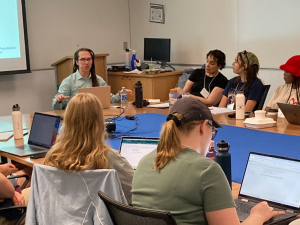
left=219, top=51, right=264, bottom=112
left=52, top=48, right=131, bottom=110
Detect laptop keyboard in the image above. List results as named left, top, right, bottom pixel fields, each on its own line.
left=235, top=200, right=296, bottom=222
left=235, top=201, right=254, bottom=214
left=16, top=145, right=44, bottom=151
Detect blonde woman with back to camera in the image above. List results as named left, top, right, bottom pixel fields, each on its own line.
left=44, top=93, right=133, bottom=204
left=131, top=97, right=283, bottom=225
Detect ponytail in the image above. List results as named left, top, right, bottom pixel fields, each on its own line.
left=154, top=113, right=204, bottom=170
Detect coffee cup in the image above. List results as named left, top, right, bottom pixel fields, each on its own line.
left=254, top=110, right=266, bottom=119
left=266, top=109, right=278, bottom=121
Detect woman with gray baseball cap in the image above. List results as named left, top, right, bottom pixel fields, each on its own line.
left=132, top=97, right=283, bottom=225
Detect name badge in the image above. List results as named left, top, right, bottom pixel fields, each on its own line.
left=227, top=103, right=234, bottom=110
left=200, top=88, right=209, bottom=99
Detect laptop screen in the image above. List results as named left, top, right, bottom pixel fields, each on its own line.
left=240, top=152, right=300, bottom=208
left=120, top=137, right=159, bottom=169
left=28, top=113, right=61, bottom=148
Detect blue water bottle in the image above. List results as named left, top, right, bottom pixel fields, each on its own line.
left=131, top=50, right=136, bottom=70
left=216, top=140, right=232, bottom=189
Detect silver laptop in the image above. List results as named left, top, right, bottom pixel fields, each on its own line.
left=0, top=113, right=61, bottom=157
left=277, top=103, right=300, bottom=125
left=78, top=86, right=111, bottom=109
left=235, top=152, right=300, bottom=224
left=119, top=136, right=159, bottom=169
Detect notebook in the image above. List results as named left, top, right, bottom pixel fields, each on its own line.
left=277, top=103, right=300, bottom=125
left=119, top=136, right=159, bottom=169
left=235, top=152, right=300, bottom=224
left=78, top=86, right=111, bottom=109
left=0, top=113, right=61, bottom=157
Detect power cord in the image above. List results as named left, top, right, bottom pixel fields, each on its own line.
left=107, top=116, right=139, bottom=139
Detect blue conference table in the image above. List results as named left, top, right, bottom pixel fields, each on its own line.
left=106, top=113, right=300, bottom=184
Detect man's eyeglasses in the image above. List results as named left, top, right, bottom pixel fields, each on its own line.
left=207, top=120, right=218, bottom=140
left=78, top=57, right=92, bottom=62
left=242, top=50, right=249, bottom=65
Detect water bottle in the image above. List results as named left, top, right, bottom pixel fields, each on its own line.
left=125, top=49, right=130, bottom=69
left=216, top=140, right=232, bottom=189
left=169, top=89, right=178, bottom=108
left=120, top=87, right=127, bottom=108
left=236, top=91, right=245, bottom=119
left=131, top=50, right=136, bottom=70
left=206, top=140, right=216, bottom=161
left=134, top=81, right=143, bottom=108
left=12, top=104, right=23, bottom=139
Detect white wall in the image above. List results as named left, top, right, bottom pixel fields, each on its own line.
left=129, top=0, right=237, bottom=65
left=0, top=0, right=130, bottom=116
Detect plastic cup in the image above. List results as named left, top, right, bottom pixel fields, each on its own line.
left=148, top=63, right=155, bottom=71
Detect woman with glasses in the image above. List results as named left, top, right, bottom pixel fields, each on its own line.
left=219, top=51, right=264, bottom=112
left=132, top=97, right=281, bottom=225
left=52, top=48, right=132, bottom=110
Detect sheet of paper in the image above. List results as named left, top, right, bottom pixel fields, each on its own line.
left=209, top=107, right=235, bottom=114
left=147, top=103, right=169, bottom=109
left=0, top=132, right=14, bottom=141
left=124, top=69, right=142, bottom=74
left=0, top=130, right=28, bottom=141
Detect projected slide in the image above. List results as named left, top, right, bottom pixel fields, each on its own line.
left=0, top=0, right=21, bottom=59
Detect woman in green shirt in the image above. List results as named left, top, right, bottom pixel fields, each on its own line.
left=132, top=97, right=283, bottom=225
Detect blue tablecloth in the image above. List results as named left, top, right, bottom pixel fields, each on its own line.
left=106, top=113, right=300, bottom=184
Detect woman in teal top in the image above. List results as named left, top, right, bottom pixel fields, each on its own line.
left=132, top=97, right=283, bottom=225
left=52, top=48, right=131, bottom=110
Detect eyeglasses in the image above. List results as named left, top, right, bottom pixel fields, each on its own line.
left=78, top=57, right=92, bottom=62
left=207, top=120, right=218, bottom=140
left=242, top=50, right=249, bottom=65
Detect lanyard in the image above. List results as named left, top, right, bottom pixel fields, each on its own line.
left=203, top=73, right=218, bottom=93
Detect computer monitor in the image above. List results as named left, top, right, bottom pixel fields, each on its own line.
left=144, top=38, right=171, bottom=69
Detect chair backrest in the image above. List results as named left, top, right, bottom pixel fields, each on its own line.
left=98, top=190, right=177, bottom=225
left=26, top=164, right=127, bottom=225
left=256, top=84, right=271, bottom=110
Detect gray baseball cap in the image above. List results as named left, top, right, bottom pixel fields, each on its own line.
left=168, top=97, right=223, bottom=128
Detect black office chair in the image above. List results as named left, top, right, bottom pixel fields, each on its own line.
left=98, top=191, right=177, bottom=225
left=256, top=85, right=271, bottom=110
left=0, top=174, right=29, bottom=225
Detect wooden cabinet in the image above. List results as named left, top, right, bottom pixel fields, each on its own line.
left=107, top=71, right=183, bottom=101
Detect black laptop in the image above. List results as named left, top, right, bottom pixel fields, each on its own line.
left=119, top=136, right=159, bottom=169
left=235, top=152, right=300, bottom=224
left=277, top=103, right=300, bottom=125
left=0, top=113, right=61, bottom=157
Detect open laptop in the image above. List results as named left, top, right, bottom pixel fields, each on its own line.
left=0, top=113, right=61, bottom=157
left=235, top=152, right=300, bottom=224
left=78, top=86, right=111, bottom=109
left=277, top=103, right=300, bottom=125
left=119, top=136, right=159, bottom=169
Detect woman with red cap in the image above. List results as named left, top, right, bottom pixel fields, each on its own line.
left=265, top=55, right=300, bottom=111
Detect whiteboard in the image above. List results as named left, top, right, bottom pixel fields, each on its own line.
left=237, top=0, right=300, bottom=68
